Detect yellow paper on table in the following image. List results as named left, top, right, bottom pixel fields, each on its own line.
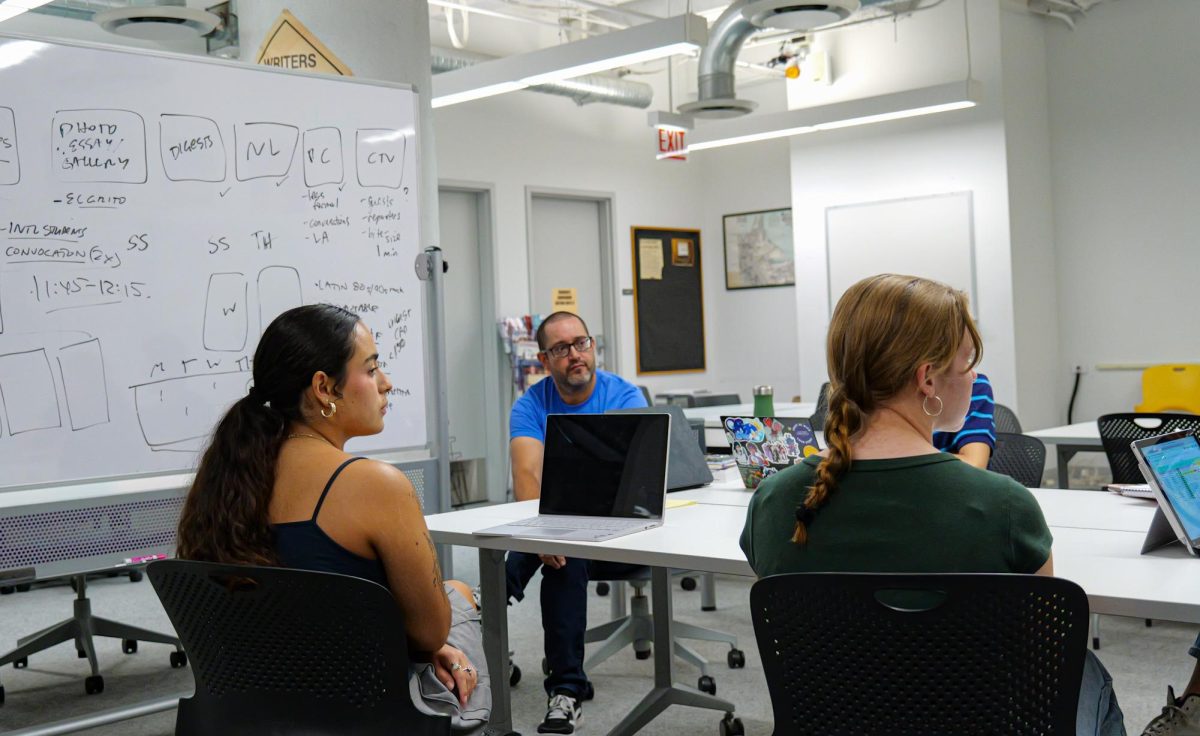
left=638, top=238, right=664, bottom=280
left=666, top=499, right=696, bottom=510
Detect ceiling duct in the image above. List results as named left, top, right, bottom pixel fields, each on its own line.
left=431, top=47, right=653, bottom=109
left=741, top=0, right=860, bottom=31
left=680, top=0, right=891, bottom=119
left=92, top=1, right=220, bottom=41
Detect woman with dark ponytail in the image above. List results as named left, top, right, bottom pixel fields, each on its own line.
left=177, top=304, right=489, bottom=732
left=739, top=274, right=1124, bottom=735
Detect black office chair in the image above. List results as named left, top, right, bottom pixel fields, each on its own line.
left=148, top=560, right=451, bottom=736
left=993, top=403, right=1022, bottom=434
left=810, top=382, right=830, bottom=432
left=637, top=385, right=653, bottom=406
left=989, top=432, right=1046, bottom=487
left=581, top=567, right=744, bottom=697
left=750, top=572, right=1088, bottom=736
left=692, top=393, right=741, bottom=408
left=1097, top=412, right=1200, bottom=484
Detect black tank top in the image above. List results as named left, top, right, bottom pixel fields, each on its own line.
left=272, top=457, right=389, bottom=588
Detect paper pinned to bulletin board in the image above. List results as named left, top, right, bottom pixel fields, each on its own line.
left=638, top=238, right=664, bottom=280
left=256, top=9, right=353, bottom=76
left=551, top=288, right=578, bottom=314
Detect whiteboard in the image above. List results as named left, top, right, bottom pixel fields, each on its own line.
left=0, top=35, right=427, bottom=489
left=825, top=191, right=976, bottom=318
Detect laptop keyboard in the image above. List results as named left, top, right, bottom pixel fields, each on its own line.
left=520, top=516, right=645, bottom=530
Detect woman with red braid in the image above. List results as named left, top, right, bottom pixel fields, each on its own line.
left=739, top=274, right=1125, bottom=736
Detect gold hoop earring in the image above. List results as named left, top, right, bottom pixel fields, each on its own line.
left=320, top=401, right=337, bottom=419
left=922, top=395, right=943, bottom=418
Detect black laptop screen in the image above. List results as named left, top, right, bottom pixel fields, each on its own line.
left=539, top=413, right=670, bottom=519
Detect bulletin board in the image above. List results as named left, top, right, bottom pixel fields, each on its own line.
left=631, top=227, right=705, bottom=374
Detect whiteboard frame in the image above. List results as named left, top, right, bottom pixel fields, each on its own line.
left=823, top=190, right=978, bottom=321
left=0, top=31, right=446, bottom=497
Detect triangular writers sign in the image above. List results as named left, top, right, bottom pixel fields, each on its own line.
left=255, top=9, right=353, bottom=76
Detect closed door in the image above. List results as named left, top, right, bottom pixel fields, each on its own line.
left=438, top=188, right=495, bottom=505
left=528, top=194, right=615, bottom=370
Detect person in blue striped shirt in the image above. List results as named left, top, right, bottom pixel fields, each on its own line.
left=932, top=373, right=995, bottom=469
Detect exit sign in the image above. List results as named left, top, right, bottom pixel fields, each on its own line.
left=656, top=128, right=686, bottom=161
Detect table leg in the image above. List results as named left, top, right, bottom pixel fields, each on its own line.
left=1056, top=447, right=1081, bottom=489
left=604, top=567, right=735, bottom=736
left=479, top=548, right=516, bottom=735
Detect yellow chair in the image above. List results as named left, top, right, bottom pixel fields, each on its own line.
left=1136, top=364, right=1200, bottom=414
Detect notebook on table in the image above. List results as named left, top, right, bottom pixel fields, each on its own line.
left=609, top=405, right=713, bottom=491
left=474, top=413, right=670, bottom=542
left=722, top=416, right=820, bottom=489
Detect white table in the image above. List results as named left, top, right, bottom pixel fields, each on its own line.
left=682, top=402, right=816, bottom=449
left=426, top=479, right=1200, bottom=735
left=1026, top=422, right=1102, bottom=489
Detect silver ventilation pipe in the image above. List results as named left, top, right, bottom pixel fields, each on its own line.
left=431, top=47, right=654, bottom=109
left=678, top=0, right=758, bottom=118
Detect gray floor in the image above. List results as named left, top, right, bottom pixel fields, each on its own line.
left=0, top=542, right=1189, bottom=736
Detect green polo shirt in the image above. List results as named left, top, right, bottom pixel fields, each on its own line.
left=739, top=453, right=1053, bottom=578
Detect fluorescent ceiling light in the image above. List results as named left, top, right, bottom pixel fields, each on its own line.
left=433, top=13, right=707, bottom=108
left=686, top=80, right=979, bottom=152
left=0, top=0, right=51, bottom=23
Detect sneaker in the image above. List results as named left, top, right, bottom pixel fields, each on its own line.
left=1143, top=687, right=1200, bottom=735
left=538, top=691, right=582, bottom=734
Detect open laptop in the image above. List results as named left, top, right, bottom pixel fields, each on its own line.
left=722, top=416, right=820, bottom=489
left=609, top=405, right=713, bottom=490
left=475, top=413, right=670, bottom=542
left=1132, top=430, right=1200, bottom=556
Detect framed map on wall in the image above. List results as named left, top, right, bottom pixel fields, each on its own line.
left=722, top=207, right=795, bottom=289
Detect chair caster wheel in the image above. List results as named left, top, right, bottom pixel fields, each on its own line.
left=698, top=675, right=716, bottom=695
left=680, top=576, right=697, bottom=591
left=719, top=712, right=744, bottom=736
left=727, top=648, right=745, bottom=668
left=14, top=657, right=27, bottom=669
left=170, top=651, right=188, bottom=669
left=1092, top=637, right=1100, bottom=650
left=635, top=647, right=651, bottom=660
left=583, top=682, right=595, bottom=701
left=509, top=663, right=521, bottom=687
left=77, top=649, right=87, bottom=659
left=15, top=584, right=30, bottom=593
left=122, top=639, right=138, bottom=654
left=129, top=570, right=144, bottom=583
left=0, top=586, right=12, bottom=595
left=596, top=582, right=610, bottom=596
left=541, top=657, right=549, bottom=675
left=85, top=675, right=104, bottom=695
left=0, top=685, right=5, bottom=706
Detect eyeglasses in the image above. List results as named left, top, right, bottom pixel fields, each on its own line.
left=543, top=336, right=594, bottom=359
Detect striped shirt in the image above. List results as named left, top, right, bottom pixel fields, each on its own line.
left=932, top=374, right=996, bottom=453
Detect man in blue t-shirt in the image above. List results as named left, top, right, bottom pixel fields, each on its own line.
left=932, top=373, right=996, bottom=469
left=507, top=311, right=646, bottom=734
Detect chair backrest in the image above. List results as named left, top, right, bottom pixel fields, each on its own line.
left=988, top=432, right=1045, bottom=487
left=1137, top=364, right=1200, bottom=414
left=751, top=573, right=1088, bottom=736
left=148, top=560, right=449, bottom=736
left=1097, top=413, right=1200, bottom=484
left=637, top=384, right=652, bottom=407
left=993, top=403, right=1022, bottom=434
left=692, top=392, right=741, bottom=408
left=810, top=382, right=830, bottom=432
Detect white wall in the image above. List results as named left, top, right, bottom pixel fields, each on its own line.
left=434, top=77, right=799, bottom=400
left=1044, top=0, right=1200, bottom=422
left=786, top=0, right=1020, bottom=411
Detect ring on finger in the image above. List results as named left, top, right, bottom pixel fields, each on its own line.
left=450, top=662, right=462, bottom=672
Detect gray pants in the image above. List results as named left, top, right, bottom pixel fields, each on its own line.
left=409, top=584, right=491, bottom=734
